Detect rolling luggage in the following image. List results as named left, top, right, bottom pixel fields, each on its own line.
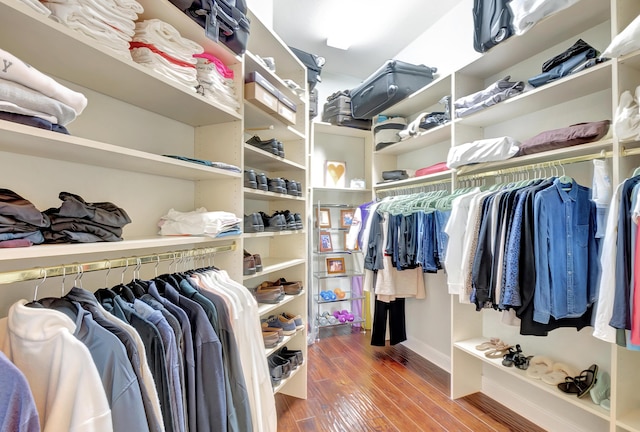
left=349, top=60, right=437, bottom=119
left=309, top=88, right=318, bottom=118
left=322, top=92, right=371, bottom=130
left=289, top=47, right=324, bottom=91
left=473, top=0, right=513, bottom=53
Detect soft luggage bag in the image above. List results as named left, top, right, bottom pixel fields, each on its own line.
left=322, top=94, right=352, bottom=122
left=289, top=47, right=324, bottom=91
left=374, top=116, right=407, bottom=151
left=349, top=60, right=437, bottom=119
left=473, top=0, right=513, bottom=53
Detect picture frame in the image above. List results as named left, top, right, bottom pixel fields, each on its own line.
left=326, top=257, right=346, bottom=274
left=316, top=207, right=331, bottom=228
left=344, top=232, right=359, bottom=251
left=319, top=231, right=333, bottom=252
left=340, top=209, right=355, bottom=228
left=324, top=160, right=346, bottom=188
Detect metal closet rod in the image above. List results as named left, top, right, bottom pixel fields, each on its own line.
left=376, top=177, right=452, bottom=196
left=0, top=243, right=236, bottom=285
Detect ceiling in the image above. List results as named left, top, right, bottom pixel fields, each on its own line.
left=272, top=0, right=466, bottom=80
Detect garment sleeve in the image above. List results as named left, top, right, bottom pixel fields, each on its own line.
left=533, top=193, right=552, bottom=324
left=345, top=207, right=362, bottom=250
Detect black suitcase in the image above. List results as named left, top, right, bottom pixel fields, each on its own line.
left=473, top=0, right=513, bottom=53
left=325, top=113, right=372, bottom=131
left=349, top=60, right=437, bottom=119
left=289, top=47, right=324, bottom=91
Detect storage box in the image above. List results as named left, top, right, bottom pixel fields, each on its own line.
left=277, top=100, right=296, bottom=125
left=277, top=92, right=297, bottom=112
left=245, top=81, right=278, bottom=114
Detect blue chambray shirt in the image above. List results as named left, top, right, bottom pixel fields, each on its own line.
left=533, top=179, right=600, bottom=324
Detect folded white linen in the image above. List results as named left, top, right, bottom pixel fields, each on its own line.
left=130, top=47, right=198, bottom=89
left=0, top=101, right=58, bottom=123
left=0, top=78, right=77, bottom=125
left=134, top=19, right=203, bottom=64
left=602, top=13, right=640, bottom=58
left=446, top=136, right=520, bottom=169
left=17, top=0, right=51, bottom=16
left=509, top=0, right=580, bottom=36
left=0, top=48, right=87, bottom=114
left=44, top=2, right=134, bottom=41
left=158, top=208, right=242, bottom=237
left=614, top=86, right=640, bottom=142
left=44, top=0, right=142, bottom=21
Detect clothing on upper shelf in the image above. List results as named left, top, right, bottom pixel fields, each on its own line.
left=454, top=76, right=525, bottom=118
left=415, top=162, right=449, bottom=177
left=193, top=53, right=240, bottom=112
left=508, top=0, right=581, bottom=36
left=446, top=136, right=520, bottom=169
left=528, top=39, right=599, bottom=88
left=614, top=85, right=640, bottom=142
left=162, top=155, right=241, bottom=173
left=516, top=120, right=610, bottom=156
left=158, top=208, right=241, bottom=237
left=602, top=12, right=640, bottom=58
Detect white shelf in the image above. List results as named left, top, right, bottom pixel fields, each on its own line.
left=458, top=0, right=609, bottom=78
left=380, top=74, right=452, bottom=117
left=244, top=188, right=305, bottom=201
left=619, top=50, right=640, bottom=70
left=243, top=230, right=305, bottom=239
left=618, top=410, right=640, bottom=432
left=265, top=328, right=305, bottom=357
left=245, top=51, right=304, bottom=106
left=243, top=144, right=305, bottom=171
left=457, top=62, right=612, bottom=127
left=454, top=338, right=611, bottom=421
left=243, top=258, right=306, bottom=281
left=0, top=0, right=241, bottom=127
left=375, top=123, right=452, bottom=155
left=312, top=187, right=371, bottom=193
left=0, top=235, right=237, bottom=262
left=273, top=361, right=306, bottom=395
left=373, top=170, right=453, bottom=191
left=456, top=139, right=614, bottom=176
left=313, top=122, right=371, bottom=138
left=244, top=101, right=305, bottom=142
left=0, top=120, right=241, bottom=180
left=257, top=291, right=306, bottom=316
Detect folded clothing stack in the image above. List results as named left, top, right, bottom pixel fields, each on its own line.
left=0, top=189, right=50, bottom=247
left=130, top=19, right=203, bottom=91
left=42, top=0, right=144, bottom=61
left=446, top=136, right=520, bottom=169
left=454, top=76, right=525, bottom=118
left=0, top=48, right=87, bottom=134
left=17, top=0, right=51, bottom=16
left=43, top=192, right=131, bottom=243
left=193, top=52, right=240, bottom=112
left=158, top=208, right=242, bottom=237
left=517, top=120, right=610, bottom=156
left=528, top=39, right=601, bottom=88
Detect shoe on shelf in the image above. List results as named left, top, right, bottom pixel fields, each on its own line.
left=262, top=330, right=280, bottom=348
left=272, top=277, right=303, bottom=295
left=285, top=179, right=298, bottom=196
left=244, top=169, right=257, bottom=189
left=255, top=284, right=285, bottom=304
left=261, top=322, right=284, bottom=342
left=277, top=141, right=284, bottom=158
left=243, top=213, right=264, bottom=233
left=244, top=250, right=263, bottom=272
left=281, top=312, right=304, bottom=329
left=274, top=210, right=297, bottom=230
left=279, top=346, right=304, bottom=366
left=256, top=172, right=268, bottom=191
left=246, top=135, right=279, bottom=156
left=264, top=314, right=297, bottom=335
left=268, top=177, right=286, bottom=194
left=293, top=212, right=303, bottom=229
left=259, top=211, right=286, bottom=231
left=590, top=370, right=610, bottom=407
left=557, top=364, right=598, bottom=398
left=267, top=355, right=284, bottom=386
left=295, top=181, right=303, bottom=197
left=243, top=254, right=256, bottom=276
left=268, top=353, right=291, bottom=379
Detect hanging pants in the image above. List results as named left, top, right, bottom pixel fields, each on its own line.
left=370, top=298, right=406, bottom=346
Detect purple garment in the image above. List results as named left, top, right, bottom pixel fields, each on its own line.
left=350, top=276, right=363, bottom=328
left=0, top=351, right=40, bottom=432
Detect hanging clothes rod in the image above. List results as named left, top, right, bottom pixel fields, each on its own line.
left=622, top=147, right=640, bottom=157
left=375, top=177, right=452, bottom=196
left=0, top=242, right=236, bottom=285
left=458, top=150, right=614, bottom=181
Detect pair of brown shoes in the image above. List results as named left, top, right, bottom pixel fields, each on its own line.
left=262, top=322, right=284, bottom=348
left=253, top=284, right=285, bottom=304
left=259, top=278, right=303, bottom=295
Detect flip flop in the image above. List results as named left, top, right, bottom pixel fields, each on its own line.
left=475, top=337, right=501, bottom=351
left=526, top=356, right=554, bottom=379
left=557, top=364, right=598, bottom=398
left=541, top=362, right=579, bottom=386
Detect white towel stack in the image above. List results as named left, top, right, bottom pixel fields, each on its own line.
left=17, top=0, right=51, bottom=16
left=42, top=0, right=143, bottom=61
left=130, top=19, right=204, bottom=91
left=194, top=53, right=240, bottom=111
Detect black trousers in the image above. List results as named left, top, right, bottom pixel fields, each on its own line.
left=370, top=298, right=406, bottom=346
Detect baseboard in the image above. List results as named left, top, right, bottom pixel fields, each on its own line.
left=481, top=378, right=588, bottom=432
left=400, top=337, right=451, bottom=373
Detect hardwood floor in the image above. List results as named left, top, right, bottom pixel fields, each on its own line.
left=275, top=330, right=546, bottom=432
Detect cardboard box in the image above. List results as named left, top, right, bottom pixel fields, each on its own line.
left=277, top=100, right=296, bottom=125
left=245, top=82, right=278, bottom=114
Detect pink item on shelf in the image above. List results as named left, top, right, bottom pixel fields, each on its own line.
left=193, top=53, right=234, bottom=79
left=415, top=162, right=449, bottom=177
left=129, top=41, right=196, bottom=68
left=0, top=239, right=32, bottom=248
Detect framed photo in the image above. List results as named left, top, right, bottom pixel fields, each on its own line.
left=344, top=232, right=358, bottom=251
left=340, top=209, right=355, bottom=228
left=324, top=160, right=346, bottom=188
left=316, top=207, right=331, bottom=228
left=319, top=231, right=333, bottom=252
left=326, top=257, right=346, bottom=274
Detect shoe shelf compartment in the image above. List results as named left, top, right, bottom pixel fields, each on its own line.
left=243, top=230, right=305, bottom=239
left=244, top=51, right=305, bottom=108
left=619, top=49, right=640, bottom=70
left=257, top=291, right=306, bottom=317
left=244, top=144, right=306, bottom=171
left=313, top=271, right=365, bottom=280
left=454, top=338, right=611, bottom=421
left=244, top=102, right=305, bottom=142
left=375, top=123, right=452, bottom=155
left=272, top=361, right=306, bottom=395
left=243, top=257, right=306, bottom=281
left=265, top=327, right=305, bottom=357
left=244, top=188, right=305, bottom=201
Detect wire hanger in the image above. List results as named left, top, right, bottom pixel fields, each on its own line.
left=74, top=264, right=83, bottom=289
left=104, top=260, right=111, bottom=288
left=154, top=255, right=160, bottom=278
left=60, top=267, right=66, bottom=297
left=33, top=268, right=46, bottom=301
left=120, top=259, right=129, bottom=285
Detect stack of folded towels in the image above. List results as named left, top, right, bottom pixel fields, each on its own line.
left=0, top=48, right=87, bottom=134
left=158, top=208, right=242, bottom=238
left=42, top=0, right=144, bottom=61
left=194, top=52, right=240, bottom=111
left=130, top=19, right=203, bottom=91
left=17, top=0, right=51, bottom=16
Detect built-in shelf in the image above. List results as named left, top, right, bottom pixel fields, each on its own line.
left=272, top=362, right=306, bottom=394
left=313, top=271, right=365, bottom=279
left=312, top=186, right=371, bottom=193
left=619, top=50, right=640, bottom=70
left=244, top=188, right=305, bottom=201
left=314, top=250, right=361, bottom=255
left=257, top=290, right=306, bottom=316
left=618, top=410, right=640, bottom=432
left=313, top=121, right=371, bottom=138
left=244, top=144, right=305, bottom=171
left=454, top=338, right=611, bottom=421
left=244, top=102, right=305, bottom=142
left=265, top=328, right=305, bottom=357
left=243, top=230, right=305, bottom=239
left=375, top=123, right=452, bottom=155
left=0, top=235, right=237, bottom=262
left=380, top=74, right=452, bottom=117
left=245, top=51, right=304, bottom=106
left=243, top=258, right=306, bottom=281
left=0, top=1, right=241, bottom=127
left=315, top=295, right=365, bottom=304
left=0, top=120, right=242, bottom=180
left=374, top=170, right=452, bottom=191
left=457, top=62, right=612, bottom=128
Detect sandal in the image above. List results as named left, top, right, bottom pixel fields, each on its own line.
left=526, top=356, right=554, bottom=379
left=557, top=364, right=598, bottom=398
left=475, top=337, right=501, bottom=351
left=484, top=341, right=512, bottom=359
left=541, top=362, right=579, bottom=386
left=514, top=354, right=533, bottom=370
left=502, top=345, right=522, bottom=367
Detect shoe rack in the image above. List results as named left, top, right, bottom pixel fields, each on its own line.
left=242, top=10, right=309, bottom=399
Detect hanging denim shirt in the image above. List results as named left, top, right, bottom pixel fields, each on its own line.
left=533, top=179, right=600, bottom=324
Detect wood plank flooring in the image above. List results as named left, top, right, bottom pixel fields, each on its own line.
left=276, top=331, right=546, bottom=432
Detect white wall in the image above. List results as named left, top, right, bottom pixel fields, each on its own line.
left=247, top=0, right=273, bottom=29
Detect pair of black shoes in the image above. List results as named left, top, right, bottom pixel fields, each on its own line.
left=246, top=135, right=284, bottom=158
left=259, top=210, right=302, bottom=231
left=268, top=346, right=303, bottom=386
left=244, top=213, right=265, bottom=233
left=245, top=170, right=268, bottom=191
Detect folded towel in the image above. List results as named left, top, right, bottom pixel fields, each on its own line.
left=134, top=19, right=203, bottom=63
left=0, top=78, right=77, bottom=125
left=17, top=0, right=51, bottom=15
left=45, top=0, right=142, bottom=21
left=158, top=208, right=241, bottom=237
left=193, top=53, right=234, bottom=79
left=130, top=47, right=198, bottom=89
left=447, top=136, right=520, bottom=169
left=0, top=48, right=87, bottom=114
left=44, top=0, right=137, bottom=36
